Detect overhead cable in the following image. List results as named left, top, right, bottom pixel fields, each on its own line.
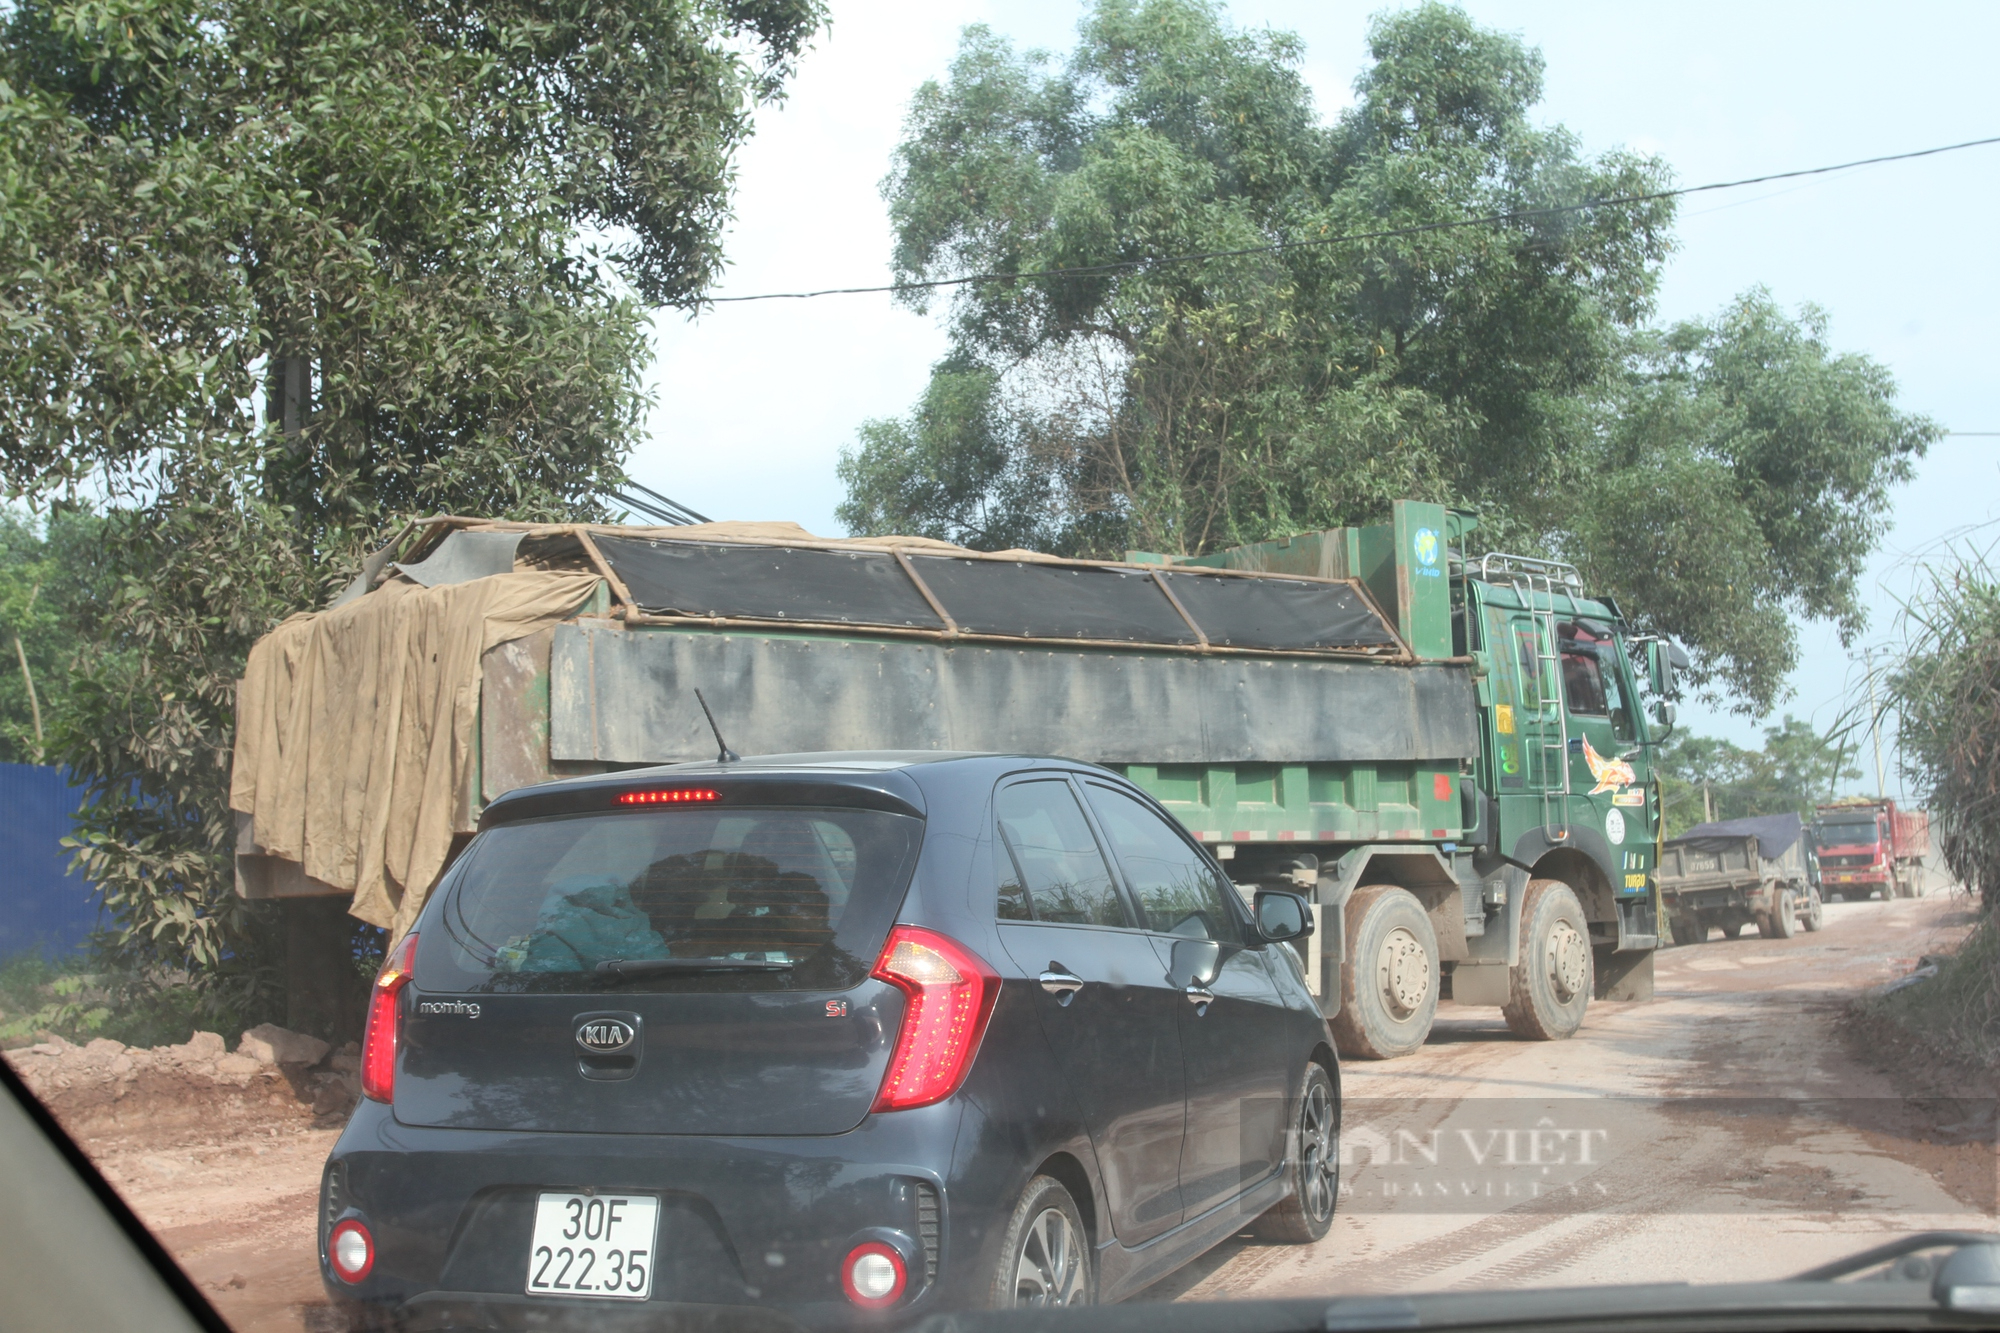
left=706, top=133, right=2000, bottom=304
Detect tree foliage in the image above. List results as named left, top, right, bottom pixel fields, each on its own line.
left=841, top=0, right=1937, bottom=714
left=0, top=506, right=106, bottom=765
left=1654, top=715, right=1860, bottom=840
left=0, top=0, right=821, bottom=1002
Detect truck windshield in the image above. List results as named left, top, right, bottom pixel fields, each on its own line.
left=424, top=806, right=924, bottom=993
left=1817, top=820, right=1880, bottom=844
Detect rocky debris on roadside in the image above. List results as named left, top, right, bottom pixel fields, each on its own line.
left=4, top=1024, right=362, bottom=1135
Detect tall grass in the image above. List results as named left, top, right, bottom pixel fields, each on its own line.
left=1889, top=541, right=2000, bottom=908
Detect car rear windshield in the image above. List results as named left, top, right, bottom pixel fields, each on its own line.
left=424, top=806, right=924, bottom=993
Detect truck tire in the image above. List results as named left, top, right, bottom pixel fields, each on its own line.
left=1669, top=912, right=1704, bottom=947
left=1759, top=890, right=1796, bottom=939
left=1800, top=886, right=1824, bottom=932
left=1721, top=921, right=1745, bottom=938
left=1330, top=885, right=1438, bottom=1059
left=1501, top=880, right=1591, bottom=1042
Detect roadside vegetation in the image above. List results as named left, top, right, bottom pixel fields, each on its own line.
left=1861, top=541, right=2000, bottom=1068
left=0, top=0, right=825, bottom=1031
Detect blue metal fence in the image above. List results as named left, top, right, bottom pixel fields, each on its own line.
left=0, top=763, right=99, bottom=957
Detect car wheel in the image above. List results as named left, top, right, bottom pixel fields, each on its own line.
left=1329, top=886, right=1438, bottom=1060
left=1254, top=1061, right=1339, bottom=1243
left=991, top=1175, right=1091, bottom=1308
left=1502, top=880, right=1591, bottom=1041
left=1801, top=887, right=1824, bottom=932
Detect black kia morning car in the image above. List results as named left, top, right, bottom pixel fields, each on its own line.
left=320, top=752, right=1339, bottom=1327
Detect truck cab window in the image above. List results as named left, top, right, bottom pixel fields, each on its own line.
left=1558, top=622, right=1610, bottom=716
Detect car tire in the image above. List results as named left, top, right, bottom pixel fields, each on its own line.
left=1801, top=887, right=1824, bottom=932
left=1254, top=1062, right=1339, bottom=1243
left=991, top=1175, right=1092, bottom=1308
left=1502, top=880, right=1591, bottom=1041
left=1329, top=886, right=1438, bottom=1059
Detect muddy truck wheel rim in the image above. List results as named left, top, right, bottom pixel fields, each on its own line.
left=1300, top=1078, right=1338, bottom=1223
left=1013, top=1207, right=1086, bottom=1306
left=1546, top=919, right=1588, bottom=1002
left=1378, top=926, right=1431, bottom=1018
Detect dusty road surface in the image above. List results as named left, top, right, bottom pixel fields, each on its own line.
left=48, top=892, right=1994, bottom=1330
left=1139, top=891, right=1996, bottom=1303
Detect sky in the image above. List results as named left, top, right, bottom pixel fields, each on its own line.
left=627, top=1, right=2000, bottom=790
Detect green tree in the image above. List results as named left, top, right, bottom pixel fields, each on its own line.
left=1657, top=715, right=1860, bottom=839
left=0, top=0, right=822, bottom=1015
left=0, top=506, right=107, bottom=765
left=842, top=0, right=1937, bottom=715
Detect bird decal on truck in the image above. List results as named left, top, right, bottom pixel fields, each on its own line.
left=1581, top=736, right=1637, bottom=795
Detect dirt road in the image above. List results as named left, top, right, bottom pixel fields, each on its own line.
left=69, top=892, right=1994, bottom=1329
left=1139, top=891, right=1995, bottom=1302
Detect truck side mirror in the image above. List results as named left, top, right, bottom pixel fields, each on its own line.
left=1253, top=889, right=1312, bottom=943
left=1651, top=699, right=1677, bottom=732
left=1646, top=638, right=1681, bottom=699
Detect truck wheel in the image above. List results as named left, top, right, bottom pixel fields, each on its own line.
left=1721, top=921, right=1745, bottom=938
left=1253, top=1061, right=1339, bottom=1243
left=1669, top=912, right=1703, bottom=947
left=1759, top=890, right=1796, bottom=939
left=1801, top=887, right=1824, bottom=932
left=1329, top=885, right=1438, bottom=1059
left=1502, top=880, right=1591, bottom=1041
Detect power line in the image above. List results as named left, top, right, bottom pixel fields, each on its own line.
left=707, top=133, right=2000, bottom=305
left=1947, top=432, right=2000, bottom=437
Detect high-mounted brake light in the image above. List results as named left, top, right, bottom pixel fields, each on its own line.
left=361, top=932, right=418, bottom=1103
left=616, top=788, right=721, bottom=806
left=871, top=926, right=1000, bottom=1112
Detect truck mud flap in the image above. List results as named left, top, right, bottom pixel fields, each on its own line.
left=1594, top=948, right=1653, bottom=1002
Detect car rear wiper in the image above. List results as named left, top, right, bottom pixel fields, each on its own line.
left=593, top=957, right=795, bottom=981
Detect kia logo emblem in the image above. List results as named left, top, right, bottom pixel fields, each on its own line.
left=575, top=1017, right=636, bottom=1053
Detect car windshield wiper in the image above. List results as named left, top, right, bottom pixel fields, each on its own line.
left=593, top=957, right=795, bottom=981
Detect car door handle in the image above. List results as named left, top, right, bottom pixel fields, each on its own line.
left=1039, top=970, right=1085, bottom=997
left=1184, top=985, right=1215, bottom=1009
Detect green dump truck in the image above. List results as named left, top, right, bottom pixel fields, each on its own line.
left=232, top=501, right=1680, bottom=1059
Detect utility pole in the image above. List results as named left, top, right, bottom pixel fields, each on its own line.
left=1864, top=647, right=1887, bottom=799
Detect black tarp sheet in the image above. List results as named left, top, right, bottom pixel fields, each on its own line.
left=594, top=536, right=944, bottom=630
left=1160, top=570, right=1398, bottom=651
left=910, top=557, right=1198, bottom=644
left=1672, top=812, right=1806, bottom=860
left=597, top=538, right=1400, bottom=654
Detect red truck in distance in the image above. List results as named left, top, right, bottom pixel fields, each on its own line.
left=1812, top=798, right=1931, bottom=900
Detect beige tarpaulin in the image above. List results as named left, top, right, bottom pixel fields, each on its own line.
left=230, top=570, right=600, bottom=938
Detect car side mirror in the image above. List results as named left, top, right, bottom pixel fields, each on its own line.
left=1254, top=889, right=1312, bottom=943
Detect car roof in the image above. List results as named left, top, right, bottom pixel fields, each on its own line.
left=477, top=751, right=1107, bottom=828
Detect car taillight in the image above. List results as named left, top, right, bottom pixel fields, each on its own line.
left=329, top=1218, right=374, bottom=1283
left=870, top=926, right=999, bottom=1112
left=361, top=932, right=418, bottom=1103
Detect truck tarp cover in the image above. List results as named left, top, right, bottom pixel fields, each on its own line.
left=1672, top=813, right=1806, bottom=860
left=230, top=571, right=601, bottom=936
left=594, top=536, right=1401, bottom=652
